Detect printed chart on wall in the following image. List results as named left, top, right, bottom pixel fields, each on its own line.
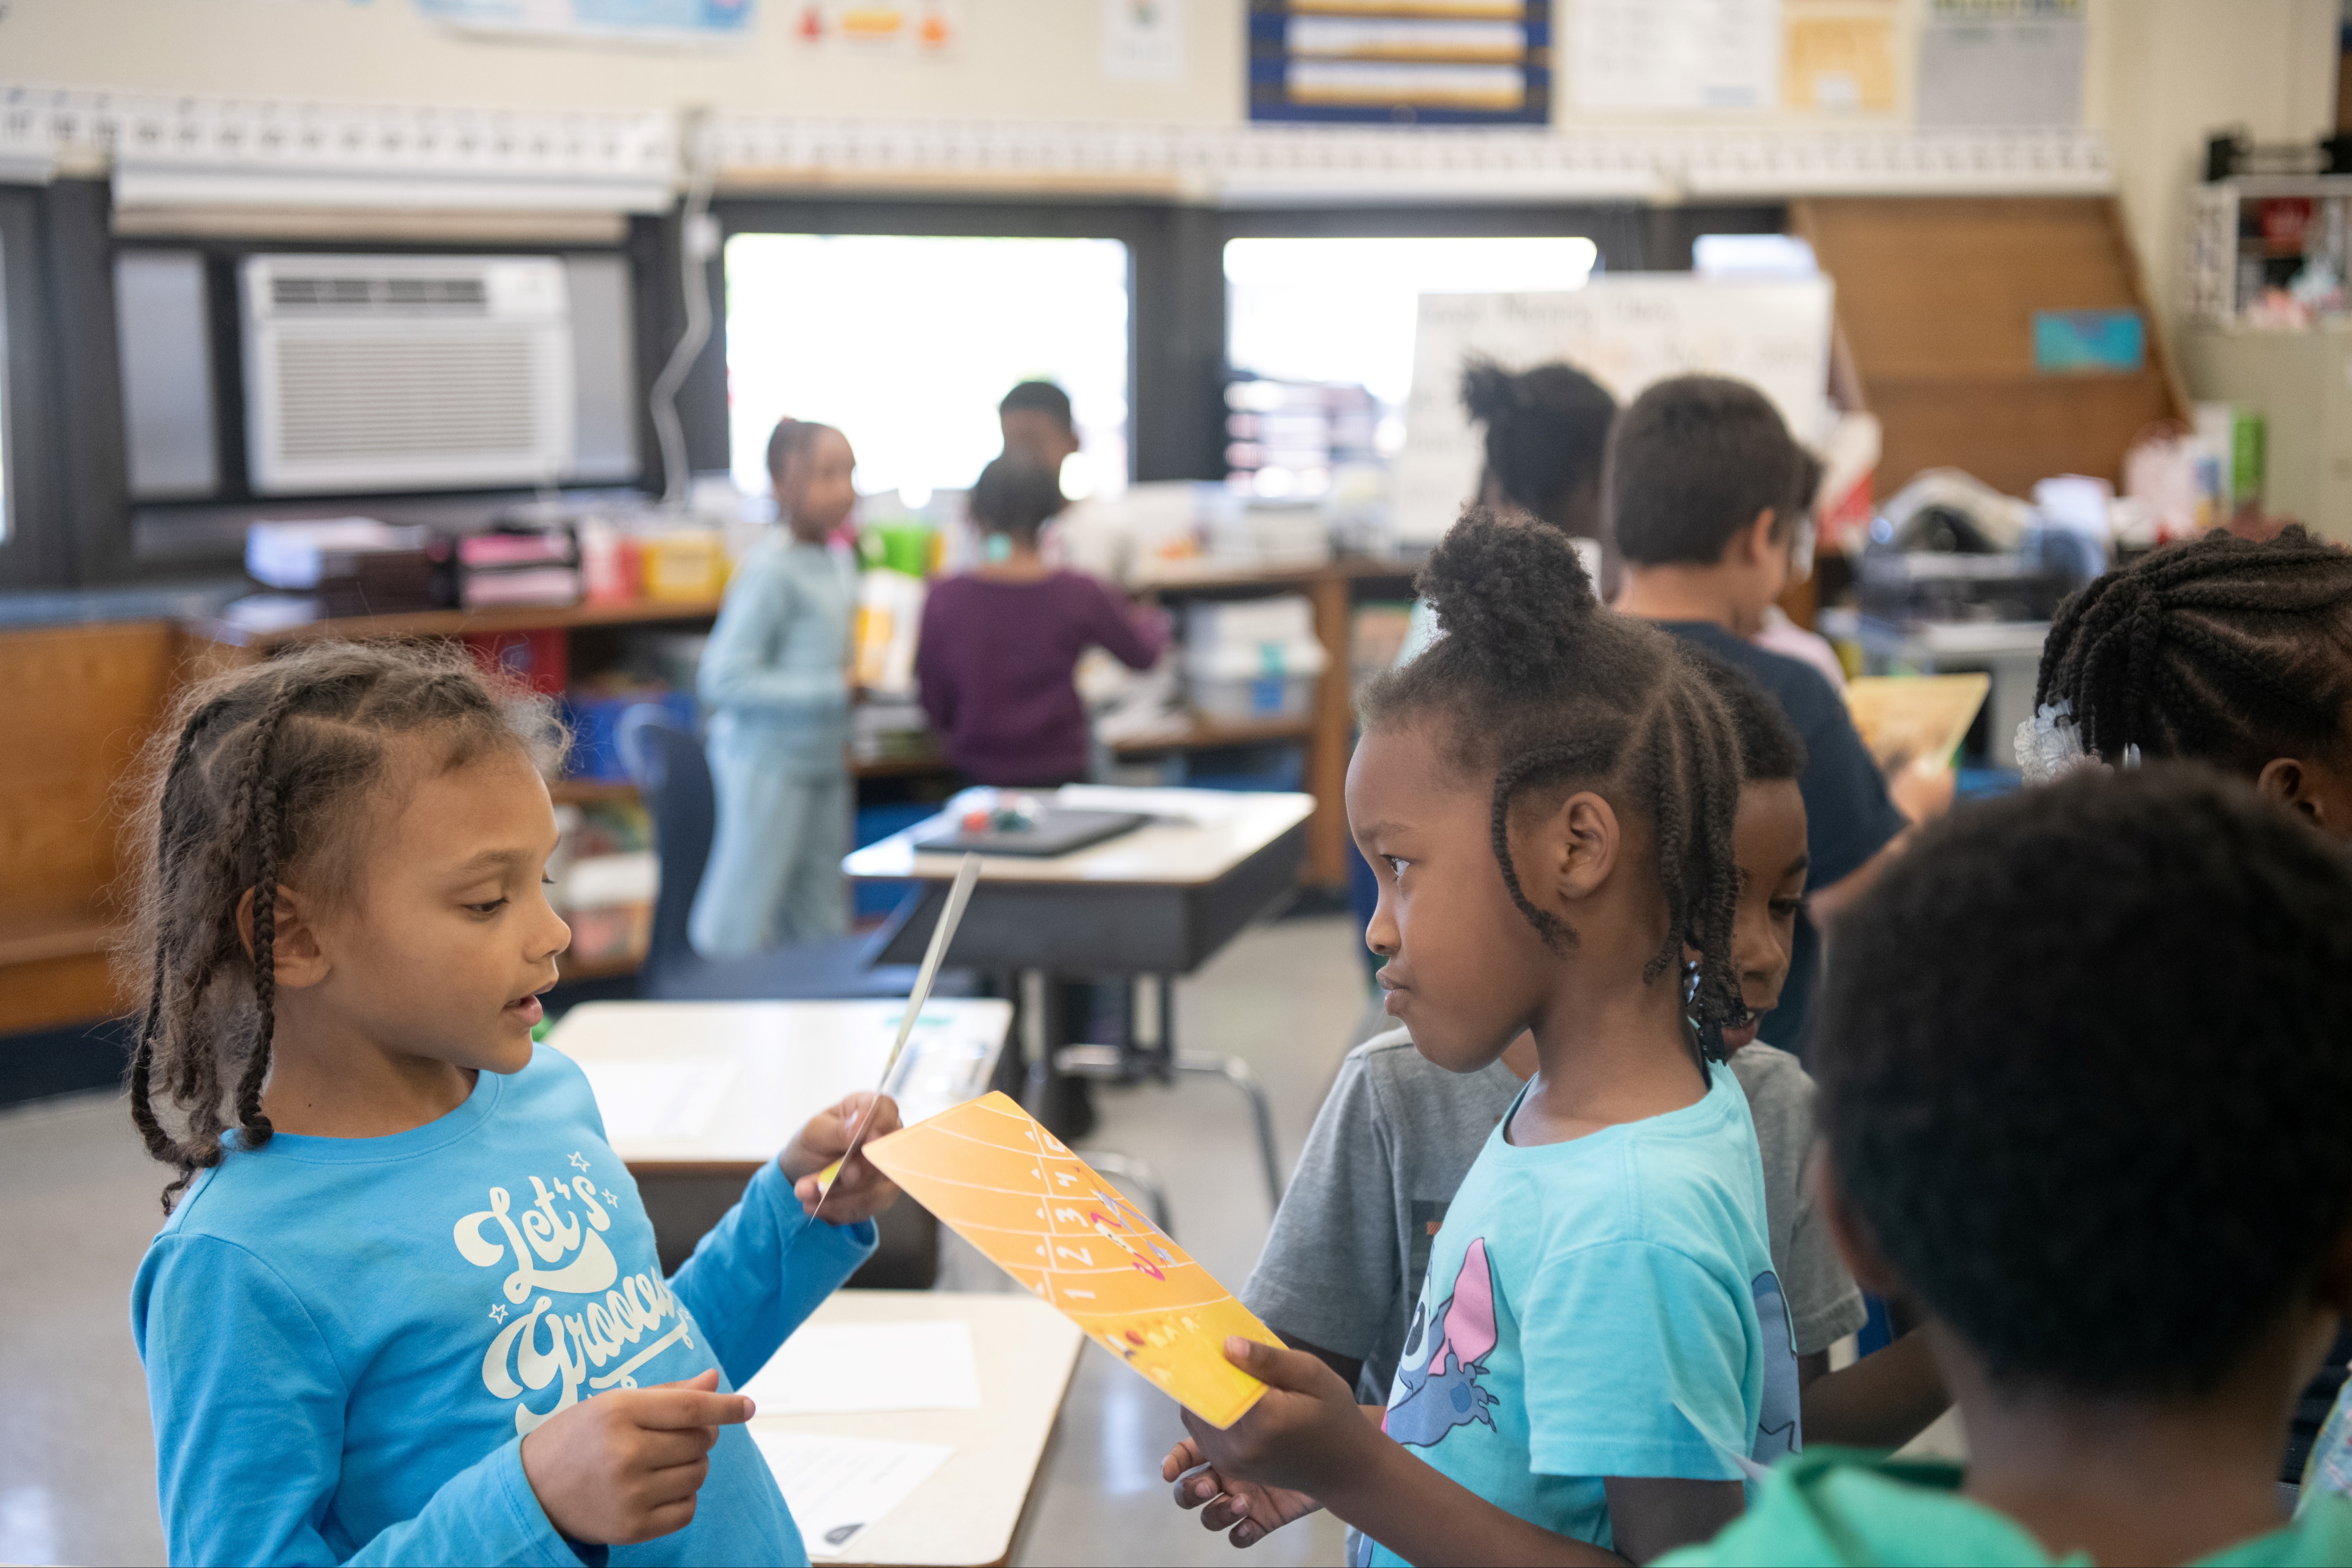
left=1574, top=0, right=1779, bottom=112
left=1391, top=278, right=1835, bottom=544
left=786, top=1, right=960, bottom=50
left=414, top=0, right=755, bottom=41
left=1248, top=1, right=1553, bottom=125
left=861, top=1091, right=1285, bottom=1427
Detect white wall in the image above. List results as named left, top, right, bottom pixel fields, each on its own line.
left=2085, top=0, right=2338, bottom=340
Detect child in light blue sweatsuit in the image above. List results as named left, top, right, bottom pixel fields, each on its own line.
left=691, top=419, right=862, bottom=957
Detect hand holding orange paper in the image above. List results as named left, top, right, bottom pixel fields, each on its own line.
left=860, top=1092, right=1284, bottom=1429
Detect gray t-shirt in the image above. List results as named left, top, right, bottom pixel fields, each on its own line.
left=1242, top=1029, right=1865, bottom=1406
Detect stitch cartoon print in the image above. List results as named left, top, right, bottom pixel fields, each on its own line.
left=1385, top=1237, right=1502, bottom=1448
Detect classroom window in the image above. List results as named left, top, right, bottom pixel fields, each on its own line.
left=1221, top=235, right=1598, bottom=495
left=723, top=233, right=1132, bottom=504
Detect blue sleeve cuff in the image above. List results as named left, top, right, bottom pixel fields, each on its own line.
left=475, top=1438, right=586, bottom=1568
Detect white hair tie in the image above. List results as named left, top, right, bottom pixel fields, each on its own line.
left=2015, top=700, right=2140, bottom=785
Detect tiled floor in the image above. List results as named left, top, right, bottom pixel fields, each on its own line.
left=0, top=913, right=1374, bottom=1568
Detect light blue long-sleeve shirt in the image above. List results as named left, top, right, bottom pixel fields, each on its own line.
left=131, top=1045, right=876, bottom=1567
left=698, top=535, right=857, bottom=778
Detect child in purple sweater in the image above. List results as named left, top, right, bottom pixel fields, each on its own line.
left=917, top=457, right=1166, bottom=786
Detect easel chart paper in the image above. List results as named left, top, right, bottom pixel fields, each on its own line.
left=861, top=1092, right=1283, bottom=1428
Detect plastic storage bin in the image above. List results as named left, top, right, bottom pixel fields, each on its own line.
left=1181, top=594, right=1328, bottom=721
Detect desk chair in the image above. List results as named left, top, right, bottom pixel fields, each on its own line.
left=615, top=708, right=967, bottom=1289
left=1050, top=972, right=1283, bottom=1212
left=615, top=707, right=967, bottom=1005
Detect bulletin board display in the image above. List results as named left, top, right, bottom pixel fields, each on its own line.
left=414, top=0, right=754, bottom=40
left=1247, top=2, right=1554, bottom=126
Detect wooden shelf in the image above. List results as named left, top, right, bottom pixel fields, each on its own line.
left=0, top=911, right=118, bottom=968
left=559, top=948, right=646, bottom=982
left=185, top=595, right=727, bottom=651
left=1108, top=713, right=1316, bottom=757
left=550, top=778, right=642, bottom=805
left=1131, top=554, right=1421, bottom=594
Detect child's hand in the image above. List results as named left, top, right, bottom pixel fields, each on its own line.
left=1177, top=1337, right=1377, bottom=1500
left=1163, top=1435, right=1324, bottom=1547
left=782, top=1090, right=903, bottom=1224
left=518, top=1368, right=752, bottom=1545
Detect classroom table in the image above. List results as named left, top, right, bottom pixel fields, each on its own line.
left=843, top=785, right=1314, bottom=1204
left=545, top=998, right=1014, bottom=1280
left=744, top=1289, right=1086, bottom=1568
left=546, top=998, right=1015, bottom=1172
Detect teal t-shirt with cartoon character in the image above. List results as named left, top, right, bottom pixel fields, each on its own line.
left=1359, top=1058, right=1793, bottom=1566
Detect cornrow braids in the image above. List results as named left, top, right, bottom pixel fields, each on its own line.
left=2036, top=525, right=2352, bottom=777
left=1362, top=508, right=1749, bottom=1057
left=117, top=641, right=564, bottom=1212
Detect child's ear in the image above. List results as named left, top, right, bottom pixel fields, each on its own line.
left=235, top=885, right=331, bottom=989
left=2256, top=756, right=2330, bottom=829
left=1811, top=1147, right=1907, bottom=1298
left=1728, top=507, right=1779, bottom=568
left=1537, top=790, right=1621, bottom=906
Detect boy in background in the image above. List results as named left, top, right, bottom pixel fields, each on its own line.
left=999, top=379, right=1130, bottom=585
left=1610, top=375, right=1945, bottom=1050
left=1669, top=765, right=2352, bottom=1566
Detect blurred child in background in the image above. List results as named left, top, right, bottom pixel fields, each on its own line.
left=692, top=418, right=860, bottom=956
left=916, top=455, right=1164, bottom=789
left=1610, top=376, right=1941, bottom=1052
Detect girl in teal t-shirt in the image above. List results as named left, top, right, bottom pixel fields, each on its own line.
left=1164, top=511, right=1788, bottom=1563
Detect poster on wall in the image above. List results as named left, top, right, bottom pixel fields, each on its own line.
left=414, top=0, right=755, bottom=42
left=1782, top=11, right=1897, bottom=115
left=1574, top=0, right=1779, bottom=113
left=1916, top=0, right=2083, bottom=127
left=1247, top=1, right=1553, bottom=125
left=1104, top=0, right=1185, bottom=84
left=785, top=1, right=960, bottom=50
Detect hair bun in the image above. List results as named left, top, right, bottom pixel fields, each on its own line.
left=1418, top=507, right=1599, bottom=680
left=1459, top=359, right=1521, bottom=426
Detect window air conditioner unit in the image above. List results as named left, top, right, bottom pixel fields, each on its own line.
left=241, top=254, right=576, bottom=495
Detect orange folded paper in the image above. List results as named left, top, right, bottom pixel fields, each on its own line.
left=860, top=1091, right=1283, bottom=1428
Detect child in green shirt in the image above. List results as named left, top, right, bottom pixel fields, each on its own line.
left=1665, top=766, right=2352, bottom=1567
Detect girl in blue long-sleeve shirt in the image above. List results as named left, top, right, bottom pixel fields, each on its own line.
left=125, top=640, right=901, bottom=1565
left=691, top=419, right=862, bottom=957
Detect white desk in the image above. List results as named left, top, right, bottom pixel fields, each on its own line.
left=548, top=999, right=1014, bottom=1171
left=844, top=785, right=1314, bottom=888
left=844, top=785, right=1313, bottom=975
left=748, top=1289, right=1085, bottom=1568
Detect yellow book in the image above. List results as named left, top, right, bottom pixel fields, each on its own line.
left=861, top=1092, right=1283, bottom=1428
left=1844, top=673, right=1991, bottom=772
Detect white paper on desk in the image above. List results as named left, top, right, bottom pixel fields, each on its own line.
left=741, top=1321, right=982, bottom=1414
left=575, top=1060, right=737, bottom=1146
left=751, top=1429, right=953, bottom=1559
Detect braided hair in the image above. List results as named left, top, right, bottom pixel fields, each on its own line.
left=1458, top=359, right=1618, bottom=537
left=1360, top=509, right=1748, bottom=1054
left=119, top=641, right=564, bottom=1212
left=2035, top=525, right=2352, bottom=776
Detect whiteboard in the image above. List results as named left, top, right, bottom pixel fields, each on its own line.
left=1392, top=277, right=1835, bottom=545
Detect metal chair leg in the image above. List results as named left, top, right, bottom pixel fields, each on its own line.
left=1174, top=1053, right=1283, bottom=1210
left=1075, top=1149, right=1175, bottom=1237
